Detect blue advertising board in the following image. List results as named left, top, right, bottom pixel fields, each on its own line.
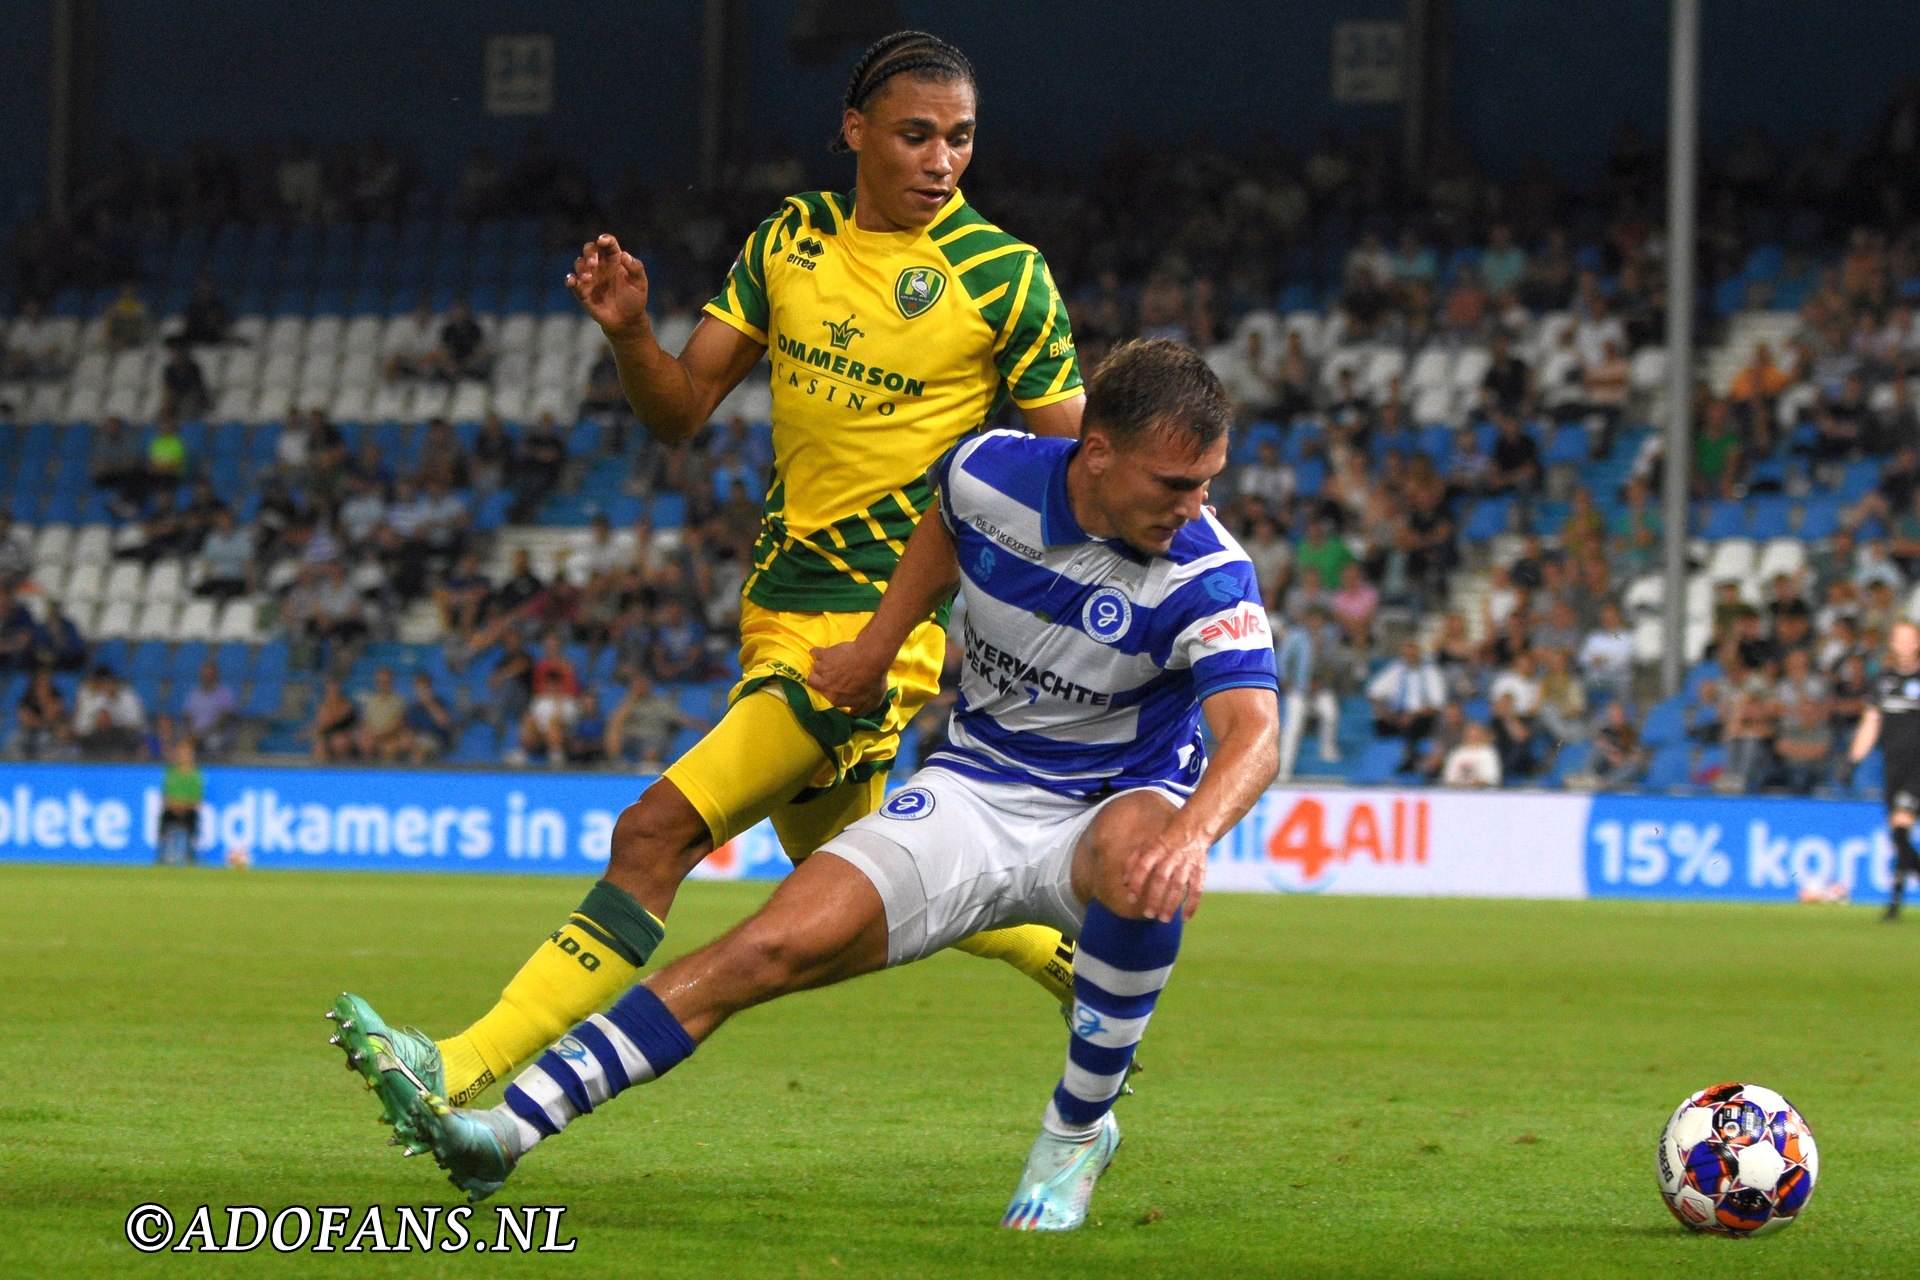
left=0, top=763, right=793, bottom=880
left=1584, top=793, right=1895, bottom=906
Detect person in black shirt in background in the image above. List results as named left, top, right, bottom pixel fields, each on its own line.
left=1849, top=620, right=1920, bottom=920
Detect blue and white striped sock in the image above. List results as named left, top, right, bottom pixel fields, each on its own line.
left=491, top=985, right=695, bottom=1155
left=1045, top=901, right=1181, bottom=1139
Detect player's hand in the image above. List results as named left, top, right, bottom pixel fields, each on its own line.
left=1122, top=827, right=1209, bottom=923
left=807, top=640, right=890, bottom=715
left=568, top=234, right=651, bottom=340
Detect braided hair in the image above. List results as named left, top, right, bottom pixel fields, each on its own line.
left=831, top=30, right=976, bottom=153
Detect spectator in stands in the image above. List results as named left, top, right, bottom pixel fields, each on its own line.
left=1773, top=694, right=1832, bottom=794
left=486, top=631, right=535, bottom=742
left=1327, top=561, right=1378, bottom=648
left=337, top=473, right=388, bottom=551
left=144, top=419, right=188, bottom=508
left=1480, top=224, right=1528, bottom=295
left=1232, top=439, right=1294, bottom=513
left=1585, top=702, right=1649, bottom=790
left=0, top=512, right=29, bottom=591
left=7, top=669, right=73, bottom=759
left=402, top=671, right=456, bottom=763
left=1535, top=647, right=1590, bottom=746
left=103, top=284, right=151, bottom=352
left=1489, top=689, right=1540, bottom=780
left=0, top=585, right=36, bottom=671
left=24, top=599, right=86, bottom=672
left=427, top=300, right=491, bottom=382
left=1368, top=639, right=1446, bottom=770
left=1208, top=326, right=1280, bottom=418
left=1441, top=719, right=1502, bottom=788
left=1, top=298, right=67, bottom=379
left=517, top=634, right=582, bottom=766
left=354, top=666, right=412, bottom=762
left=383, top=303, right=440, bottom=380
left=509, top=414, right=567, bottom=522
left=605, top=675, right=704, bottom=770
left=310, top=676, right=360, bottom=762
left=470, top=413, right=514, bottom=494
left=180, top=659, right=239, bottom=759
left=73, top=666, right=146, bottom=760
left=1294, top=513, right=1353, bottom=596
left=647, top=597, right=708, bottom=684
left=160, top=337, right=211, bottom=420
left=1722, top=664, right=1780, bottom=792
left=297, top=561, right=370, bottom=647
left=434, top=553, right=492, bottom=644
left=194, top=506, right=257, bottom=602
left=1577, top=601, right=1635, bottom=698
left=180, top=274, right=229, bottom=346
left=1484, top=413, right=1542, bottom=497
left=1692, top=399, right=1743, bottom=497
left=1532, top=597, right=1585, bottom=659
left=1480, top=332, right=1531, bottom=417
left=1609, top=478, right=1662, bottom=578
left=90, top=417, right=147, bottom=517
left=1583, top=338, right=1632, bottom=437
left=1241, top=513, right=1292, bottom=602
left=1854, top=536, right=1905, bottom=593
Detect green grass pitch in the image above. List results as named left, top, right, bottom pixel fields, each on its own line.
left=3, top=864, right=1915, bottom=1278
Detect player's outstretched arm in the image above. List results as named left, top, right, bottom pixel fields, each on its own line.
left=808, top=510, right=960, bottom=712
left=1123, top=686, right=1280, bottom=923
left=568, top=234, right=764, bottom=444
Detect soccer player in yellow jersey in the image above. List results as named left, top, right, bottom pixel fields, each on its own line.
left=330, top=32, right=1090, bottom=1127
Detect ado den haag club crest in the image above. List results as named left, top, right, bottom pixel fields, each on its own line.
left=894, top=266, right=946, bottom=319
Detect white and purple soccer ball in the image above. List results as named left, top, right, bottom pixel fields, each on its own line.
left=1656, top=1082, right=1818, bottom=1236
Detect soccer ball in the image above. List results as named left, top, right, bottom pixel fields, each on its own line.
left=1656, top=1082, right=1818, bottom=1236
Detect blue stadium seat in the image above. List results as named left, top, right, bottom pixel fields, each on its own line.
left=171, top=642, right=210, bottom=681
left=1836, top=458, right=1881, bottom=501
left=1543, top=423, right=1588, bottom=467
left=1293, top=458, right=1328, bottom=498
left=650, top=493, right=687, bottom=529
left=129, top=641, right=170, bottom=680
left=1798, top=494, right=1842, bottom=541
left=1461, top=497, right=1513, bottom=543
left=1701, top=500, right=1747, bottom=540
left=1644, top=747, right=1692, bottom=791
left=213, top=642, right=255, bottom=684
left=1640, top=697, right=1687, bottom=748
left=1353, top=739, right=1411, bottom=786
left=1747, top=495, right=1793, bottom=541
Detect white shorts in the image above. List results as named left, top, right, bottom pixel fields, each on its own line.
left=528, top=694, right=579, bottom=731
left=818, top=766, right=1183, bottom=967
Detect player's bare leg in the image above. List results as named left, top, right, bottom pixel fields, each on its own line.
left=1005, top=792, right=1183, bottom=1231
left=409, top=854, right=890, bottom=1199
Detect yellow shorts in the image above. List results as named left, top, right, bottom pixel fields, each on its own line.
left=661, top=600, right=947, bottom=860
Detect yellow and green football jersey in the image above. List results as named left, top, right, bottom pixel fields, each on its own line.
left=703, top=188, right=1081, bottom=612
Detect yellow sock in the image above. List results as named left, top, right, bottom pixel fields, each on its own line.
left=436, top=881, right=664, bottom=1104
left=951, top=926, right=1076, bottom=1005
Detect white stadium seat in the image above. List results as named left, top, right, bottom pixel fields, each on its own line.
left=94, top=599, right=136, bottom=638
left=103, top=387, right=141, bottom=422
left=72, top=525, right=111, bottom=563
left=260, top=351, right=301, bottom=391
left=144, top=559, right=185, bottom=604
left=174, top=599, right=218, bottom=641
left=497, top=314, right=536, bottom=353
left=133, top=601, right=176, bottom=640
left=253, top=386, right=295, bottom=425
left=1755, top=538, right=1807, bottom=584
left=213, top=387, right=255, bottom=423
left=407, top=381, right=452, bottom=420
left=215, top=598, right=261, bottom=641
left=31, top=524, right=73, bottom=565
left=264, top=316, right=307, bottom=352
left=342, top=315, right=383, bottom=355
left=70, top=350, right=109, bottom=390
left=103, top=560, right=145, bottom=599
left=62, top=385, right=105, bottom=425
left=449, top=381, right=491, bottom=421
left=302, top=315, right=344, bottom=359
left=1706, top=538, right=1756, bottom=583
left=107, top=348, right=152, bottom=389
left=329, top=384, right=374, bottom=424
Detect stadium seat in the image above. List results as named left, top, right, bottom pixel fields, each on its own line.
left=1354, top=739, right=1412, bottom=786
left=215, top=599, right=261, bottom=641
left=1461, top=497, right=1513, bottom=543
left=175, top=599, right=218, bottom=640
left=1705, top=538, right=1756, bottom=583
left=1700, top=500, right=1747, bottom=540
left=1644, top=747, right=1691, bottom=791
left=1640, top=697, right=1688, bottom=748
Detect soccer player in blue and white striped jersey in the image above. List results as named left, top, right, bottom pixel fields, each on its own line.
left=401, top=340, right=1280, bottom=1231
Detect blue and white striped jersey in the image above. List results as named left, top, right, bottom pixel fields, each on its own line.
left=925, top=429, right=1279, bottom=799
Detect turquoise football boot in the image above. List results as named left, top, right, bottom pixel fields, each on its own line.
left=417, top=1093, right=521, bottom=1202
left=1000, top=1112, right=1122, bottom=1231
left=326, top=992, right=444, bottom=1147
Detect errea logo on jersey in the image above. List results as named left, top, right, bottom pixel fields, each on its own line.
left=785, top=236, right=826, bottom=269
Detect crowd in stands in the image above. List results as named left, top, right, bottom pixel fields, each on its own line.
left=7, top=82, right=1920, bottom=790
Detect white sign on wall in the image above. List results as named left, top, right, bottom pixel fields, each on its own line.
left=486, top=35, right=555, bottom=116
left=1332, top=21, right=1404, bottom=104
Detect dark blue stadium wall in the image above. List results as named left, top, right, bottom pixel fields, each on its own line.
left=8, top=0, right=1920, bottom=200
